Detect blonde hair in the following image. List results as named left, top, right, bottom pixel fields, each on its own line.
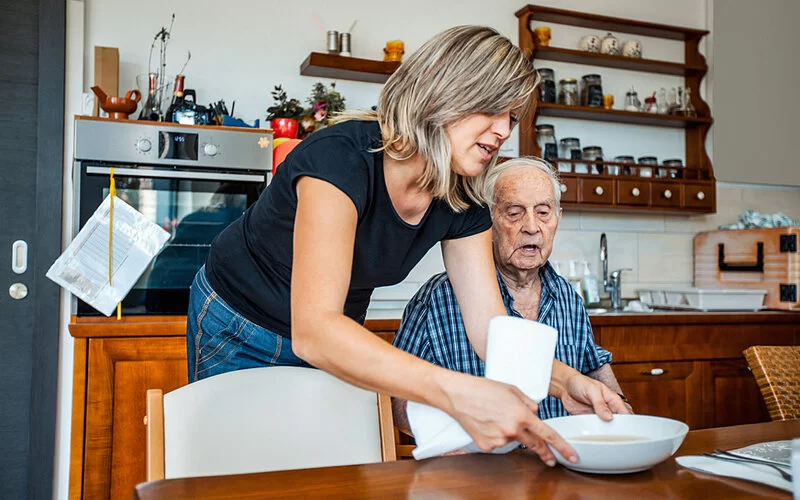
left=484, top=157, right=561, bottom=214
left=336, top=25, right=539, bottom=212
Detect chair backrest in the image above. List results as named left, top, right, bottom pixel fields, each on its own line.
left=743, top=345, right=800, bottom=421
left=145, top=366, right=396, bottom=480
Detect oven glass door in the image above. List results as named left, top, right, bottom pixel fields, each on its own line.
left=78, top=164, right=265, bottom=315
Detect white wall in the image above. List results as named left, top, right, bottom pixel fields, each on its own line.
left=55, top=1, right=800, bottom=498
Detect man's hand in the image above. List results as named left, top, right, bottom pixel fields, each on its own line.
left=558, top=372, right=632, bottom=418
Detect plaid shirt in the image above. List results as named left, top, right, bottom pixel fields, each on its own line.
left=393, top=261, right=612, bottom=420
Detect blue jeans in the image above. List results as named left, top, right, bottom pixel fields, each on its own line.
left=186, top=265, right=310, bottom=383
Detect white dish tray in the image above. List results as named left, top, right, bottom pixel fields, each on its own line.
left=638, top=287, right=767, bottom=312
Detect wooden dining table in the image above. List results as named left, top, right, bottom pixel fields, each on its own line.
left=134, top=420, right=799, bottom=499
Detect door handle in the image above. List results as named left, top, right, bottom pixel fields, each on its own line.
left=12, top=240, right=28, bottom=274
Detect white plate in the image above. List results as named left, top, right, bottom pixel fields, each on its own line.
left=546, top=414, right=689, bottom=474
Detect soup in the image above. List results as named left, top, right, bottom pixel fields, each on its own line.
left=569, top=435, right=649, bottom=443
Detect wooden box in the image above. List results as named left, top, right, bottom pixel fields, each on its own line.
left=694, top=227, right=800, bottom=311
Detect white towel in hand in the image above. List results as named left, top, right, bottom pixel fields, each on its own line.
left=407, top=316, right=558, bottom=459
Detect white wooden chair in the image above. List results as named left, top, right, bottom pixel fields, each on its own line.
left=144, top=366, right=396, bottom=480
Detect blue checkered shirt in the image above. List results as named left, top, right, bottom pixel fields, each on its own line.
left=393, top=261, right=612, bottom=420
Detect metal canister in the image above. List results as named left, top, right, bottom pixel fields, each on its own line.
left=327, top=30, right=340, bottom=54
left=339, top=32, right=352, bottom=57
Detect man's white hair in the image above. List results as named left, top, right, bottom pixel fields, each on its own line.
left=484, top=157, right=561, bottom=214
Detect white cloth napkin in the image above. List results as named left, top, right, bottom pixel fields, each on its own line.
left=407, top=316, right=558, bottom=460
left=675, top=455, right=792, bottom=493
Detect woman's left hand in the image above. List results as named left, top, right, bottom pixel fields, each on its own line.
left=558, top=373, right=632, bottom=419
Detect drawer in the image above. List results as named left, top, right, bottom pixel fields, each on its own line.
left=651, top=182, right=681, bottom=208
left=617, top=180, right=649, bottom=206
left=559, top=177, right=578, bottom=203
left=684, top=183, right=713, bottom=210
left=580, top=179, right=614, bottom=204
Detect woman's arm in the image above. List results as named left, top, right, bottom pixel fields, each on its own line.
left=290, top=176, right=578, bottom=465
left=442, top=233, right=626, bottom=419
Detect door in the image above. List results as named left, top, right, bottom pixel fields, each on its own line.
left=613, top=361, right=704, bottom=429
left=0, top=0, right=65, bottom=499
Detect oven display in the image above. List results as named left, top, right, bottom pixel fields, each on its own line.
left=158, top=131, right=199, bottom=160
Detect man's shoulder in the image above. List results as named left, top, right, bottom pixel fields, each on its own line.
left=410, top=272, right=456, bottom=305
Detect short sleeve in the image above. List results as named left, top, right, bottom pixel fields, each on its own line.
left=393, top=295, right=436, bottom=365
left=444, top=204, right=492, bottom=240
left=574, top=300, right=613, bottom=371
left=286, top=135, right=371, bottom=218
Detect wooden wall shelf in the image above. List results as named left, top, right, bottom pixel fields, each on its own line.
left=534, top=46, right=705, bottom=76
left=517, top=4, right=715, bottom=214
left=538, top=102, right=712, bottom=128
left=515, top=4, right=709, bottom=41
left=300, top=52, right=400, bottom=84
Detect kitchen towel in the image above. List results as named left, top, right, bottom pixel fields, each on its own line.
left=675, top=455, right=792, bottom=493
left=407, top=316, right=558, bottom=460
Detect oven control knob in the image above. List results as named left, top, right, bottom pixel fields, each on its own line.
left=204, top=143, right=219, bottom=157
left=136, top=138, right=152, bottom=153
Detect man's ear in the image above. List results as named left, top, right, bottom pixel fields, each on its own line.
left=558, top=207, right=563, bottom=219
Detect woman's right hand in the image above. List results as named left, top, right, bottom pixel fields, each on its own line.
left=441, top=373, right=577, bottom=467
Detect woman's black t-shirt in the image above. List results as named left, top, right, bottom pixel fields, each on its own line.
left=205, top=120, right=492, bottom=338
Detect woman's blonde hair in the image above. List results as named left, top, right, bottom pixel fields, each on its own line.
left=336, top=25, right=539, bottom=212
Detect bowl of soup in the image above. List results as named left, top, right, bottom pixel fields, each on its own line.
left=545, top=414, right=689, bottom=474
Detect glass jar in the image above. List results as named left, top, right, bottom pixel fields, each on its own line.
left=583, top=146, right=604, bottom=174
left=558, top=137, right=581, bottom=173
left=638, top=156, right=657, bottom=178
left=538, top=68, right=556, bottom=104
left=558, top=78, right=579, bottom=106
left=536, top=124, right=558, bottom=161
left=580, top=74, right=603, bottom=107
left=614, top=155, right=635, bottom=176
left=662, top=158, right=683, bottom=179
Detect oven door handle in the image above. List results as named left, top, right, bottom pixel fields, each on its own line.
left=85, top=166, right=265, bottom=183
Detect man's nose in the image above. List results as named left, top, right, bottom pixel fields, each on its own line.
left=492, top=112, right=512, bottom=141
left=520, top=211, right=541, bottom=233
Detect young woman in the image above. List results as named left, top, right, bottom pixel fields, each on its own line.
left=187, top=25, right=626, bottom=466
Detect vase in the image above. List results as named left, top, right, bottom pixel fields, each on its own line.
left=270, top=118, right=299, bottom=139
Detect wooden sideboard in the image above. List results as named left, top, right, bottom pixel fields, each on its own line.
left=68, top=313, right=799, bottom=499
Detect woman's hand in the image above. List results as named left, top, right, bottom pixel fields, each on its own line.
left=557, top=372, right=632, bottom=418
left=442, top=372, right=577, bottom=467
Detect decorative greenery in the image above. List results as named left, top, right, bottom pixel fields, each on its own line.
left=266, top=85, right=305, bottom=120
left=306, top=82, right=346, bottom=126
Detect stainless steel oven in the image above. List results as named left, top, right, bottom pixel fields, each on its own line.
left=73, top=117, right=272, bottom=315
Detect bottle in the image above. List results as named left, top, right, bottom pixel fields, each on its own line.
left=165, top=75, right=186, bottom=123
left=567, top=260, right=585, bottom=302
left=581, top=261, right=600, bottom=305
left=138, top=72, right=161, bottom=121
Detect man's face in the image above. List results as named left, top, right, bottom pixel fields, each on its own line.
left=492, top=166, right=561, bottom=272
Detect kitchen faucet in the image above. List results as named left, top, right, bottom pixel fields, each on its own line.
left=600, top=233, right=630, bottom=310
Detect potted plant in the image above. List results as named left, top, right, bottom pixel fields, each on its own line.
left=307, top=81, right=345, bottom=128
left=266, top=85, right=305, bottom=139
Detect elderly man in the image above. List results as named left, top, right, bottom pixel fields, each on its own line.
left=392, top=157, right=628, bottom=432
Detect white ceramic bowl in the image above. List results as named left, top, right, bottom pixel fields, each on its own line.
left=546, top=414, right=689, bottom=474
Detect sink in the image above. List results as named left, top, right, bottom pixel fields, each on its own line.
left=586, top=308, right=609, bottom=315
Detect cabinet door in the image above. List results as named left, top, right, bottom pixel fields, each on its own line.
left=613, top=361, right=703, bottom=429
left=559, top=177, right=578, bottom=203
left=580, top=179, right=614, bottom=204
left=702, top=359, right=770, bottom=429
left=650, top=182, right=681, bottom=208
left=83, top=337, right=188, bottom=500
left=617, top=180, right=649, bottom=206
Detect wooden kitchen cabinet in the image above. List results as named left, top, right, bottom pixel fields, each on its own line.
left=612, top=361, right=704, bottom=429
left=702, top=359, right=770, bottom=429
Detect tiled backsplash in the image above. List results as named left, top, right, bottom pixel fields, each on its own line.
left=368, top=183, right=800, bottom=318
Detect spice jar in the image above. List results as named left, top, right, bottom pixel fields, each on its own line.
left=536, top=124, right=558, bottom=161
left=538, top=68, right=556, bottom=104
left=638, top=156, right=657, bottom=178
left=558, top=78, right=579, bottom=106
left=614, top=155, right=635, bottom=176
left=583, top=146, right=604, bottom=174
left=581, top=74, right=603, bottom=107
left=662, top=158, right=683, bottom=179
left=558, top=137, right=581, bottom=173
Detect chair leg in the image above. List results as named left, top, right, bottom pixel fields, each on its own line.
left=377, top=393, right=397, bottom=462
left=145, top=389, right=166, bottom=481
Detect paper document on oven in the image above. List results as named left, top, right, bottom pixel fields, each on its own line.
left=46, top=195, right=170, bottom=316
